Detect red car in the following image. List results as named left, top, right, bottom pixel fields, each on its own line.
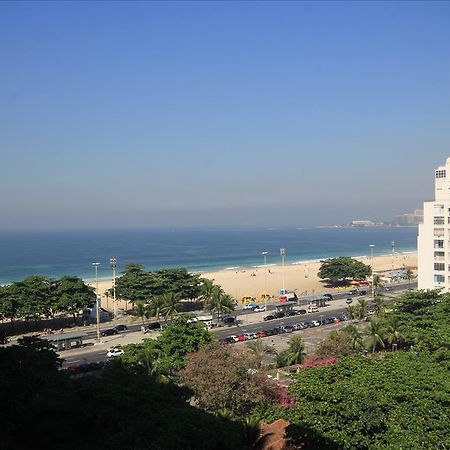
left=237, top=334, right=246, bottom=342
left=256, top=331, right=267, bottom=338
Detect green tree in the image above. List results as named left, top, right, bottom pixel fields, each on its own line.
left=205, top=285, right=234, bottom=323
left=55, top=276, right=96, bottom=324
left=383, top=317, right=404, bottom=350
left=277, top=335, right=305, bottom=367
left=133, top=300, right=147, bottom=325
left=120, top=339, right=162, bottom=376
left=316, top=329, right=357, bottom=358
left=160, top=292, right=181, bottom=321
left=405, top=268, right=416, bottom=288
left=156, top=315, right=212, bottom=373
left=0, top=284, right=21, bottom=330
left=341, top=324, right=364, bottom=352
left=365, top=317, right=385, bottom=353
left=147, top=295, right=164, bottom=322
left=246, top=339, right=276, bottom=369
left=318, top=257, right=371, bottom=286
left=356, top=298, right=368, bottom=320
left=372, top=274, right=384, bottom=295
left=345, top=304, right=358, bottom=320
left=371, top=295, right=385, bottom=316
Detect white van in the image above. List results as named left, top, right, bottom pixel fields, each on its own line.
left=307, top=305, right=319, bottom=313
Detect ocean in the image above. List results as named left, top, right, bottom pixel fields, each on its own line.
left=0, top=227, right=418, bottom=284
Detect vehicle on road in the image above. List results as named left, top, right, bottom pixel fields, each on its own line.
left=324, top=317, right=335, bottom=324
left=145, top=322, right=161, bottom=330
left=256, top=331, right=267, bottom=338
left=346, top=298, right=353, bottom=304
left=223, top=316, right=237, bottom=325
left=307, top=305, right=319, bottom=313
left=253, top=305, right=266, bottom=312
left=311, top=320, right=321, bottom=327
left=236, top=334, right=246, bottom=342
left=264, top=315, right=275, bottom=321
left=348, top=289, right=358, bottom=296
left=113, top=324, right=128, bottom=332
left=323, top=293, right=333, bottom=300
left=101, top=328, right=118, bottom=337
left=274, top=311, right=286, bottom=319
left=295, top=309, right=307, bottom=315
left=284, top=325, right=294, bottom=333
left=244, top=303, right=258, bottom=310
left=107, top=348, right=124, bottom=358
left=359, top=290, right=367, bottom=295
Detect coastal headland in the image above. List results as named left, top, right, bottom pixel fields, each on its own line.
left=89, top=252, right=417, bottom=309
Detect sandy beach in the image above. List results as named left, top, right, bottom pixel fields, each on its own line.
left=89, top=252, right=417, bottom=309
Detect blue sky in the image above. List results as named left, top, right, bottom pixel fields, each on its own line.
left=1, top=1, right=450, bottom=229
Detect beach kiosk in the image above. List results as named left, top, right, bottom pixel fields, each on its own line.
left=45, top=332, right=87, bottom=351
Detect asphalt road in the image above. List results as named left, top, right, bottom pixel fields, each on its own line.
left=61, top=282, right=415, bottom=366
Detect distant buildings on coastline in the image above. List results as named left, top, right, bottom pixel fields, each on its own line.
left=316, top=211, right=423, bottom=229
left=418, top=157, right=450, bottom=292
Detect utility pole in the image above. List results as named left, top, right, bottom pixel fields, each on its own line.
left=92, top=262, right=101, bottom=343
left=110, top=257, right=117, bottom=318
left=280, top=248, right=286, bottom=293
left=262, top=251, right=268, bottom=311
left=369, top=244, right=375, bottom=298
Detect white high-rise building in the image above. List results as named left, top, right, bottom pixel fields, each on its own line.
left=418, top=157, right=450, bottom=291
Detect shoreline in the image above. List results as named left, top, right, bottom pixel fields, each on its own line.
left=87, top=251, right=418, bottom=308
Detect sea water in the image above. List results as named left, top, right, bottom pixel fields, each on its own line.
left=0, top=227, right=417, bottom=284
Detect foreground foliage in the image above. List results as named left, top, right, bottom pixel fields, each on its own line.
left=0, top=337, right=249, bottom=450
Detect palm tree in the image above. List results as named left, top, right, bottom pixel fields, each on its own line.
left=284, top=335, right=305, bottom=366
left=356, top=298, right=367, bottom=320
left=200, top=278, right=215, bottom=306
left=246, top=339, right=276, bottom=369
left=372, top=296, right=386, bottom=316
left=405, top=269, right=416, bottom=289
left=346, top=305, right=357, bottom=320
left=134, top=300, right=147, bottom=325
left=160, top=292, right=180, bottom=321
left=205, top=286, right=234, bottom=323
left=384, top=317, right=404, bottom=349
left=372, top=274, right=384, bottom=296
left=342, top=324, right=364, bottom=351
left=365, top=317, right=385, bottom=353
left=147, top=295, right=164, bottom=323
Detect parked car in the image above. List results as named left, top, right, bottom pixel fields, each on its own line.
left=346, top=298, right=353, bottom=304
left=256, top=330, right=267, bottom=338
left=244, top=333, right=254, bottom=340
left=359, top=290, right=367, bottom=296
left=274, top=311, right=285, bottom=319
left=107, top=347, right=124, bottom=358
left=307, top=305, right=319, bottom=313
left=224, top=336, right=237, bottom=344
left=286, top=310, right=297, bottom=317
left=265, top=329, right=276, bottom=336
left=348, top=289, right=358, bottom=296
left=146, top=322, right=161, bottom=330
left=325, top=317, right=335, bottom=324
left=101, top=328, right=118, bottom=337
left=244, top=303, right=258, bottom=310
left=253, top=305, right=266, bottom=312
left=323, top=293, right=333, bottom=300
left=284, top=325, right=294, bottom=333
left=223, top=316, right=237, bottom=325
left=296, top=309, right=307, bottom=315
left=236, top=334, right=246, bottom=342
left=292, top=323, right=302, bottom=331
left=311, top=320, right=321, bottom=327
left=113, top=324, right=128, bottom=332
left=264, top=315, right=275, bottom=321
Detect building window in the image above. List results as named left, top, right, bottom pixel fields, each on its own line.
left=434, top=240, right=444, bottom=249
left=434, top=275, right=445, bottom=283
left=434, top=204, right=444, bottom=215
left=434, top=263, right=445, bottom=271
left=434, top=217, right=445, bottom=225
left=435, top=251, right=445, bottom=257
left=436, top=170, right=446, bottom=178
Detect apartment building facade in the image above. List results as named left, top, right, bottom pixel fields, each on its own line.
left=418, top=157, right=450, bottom=291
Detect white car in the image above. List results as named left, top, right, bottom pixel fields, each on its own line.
left=243, top=303, right=258, bottom=310
left=253, top=305, right=266, bottom=312
left=107, top=348, right=124, bottom=358
left=311, top=320, right=321, bottom=327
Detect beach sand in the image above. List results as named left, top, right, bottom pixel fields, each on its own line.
left=88, top=252, right=417, bottom=309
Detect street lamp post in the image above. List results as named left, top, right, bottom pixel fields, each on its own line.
left=262, top=251, right=268, bottom=312
left=391, top=241, right=395, bottom=271
left=280, top=248, right=286, bottom=294
left=92, top=262, right=101, bottom=343
left=369, top=244, right=375, bottom=298
left=110, top=257, right=117, bottom=319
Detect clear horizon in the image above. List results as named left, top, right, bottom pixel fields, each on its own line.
left=1, top=2, right=449, bottom=229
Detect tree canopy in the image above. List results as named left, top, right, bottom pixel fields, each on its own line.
left=318, top=256, right=371, bottom=285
